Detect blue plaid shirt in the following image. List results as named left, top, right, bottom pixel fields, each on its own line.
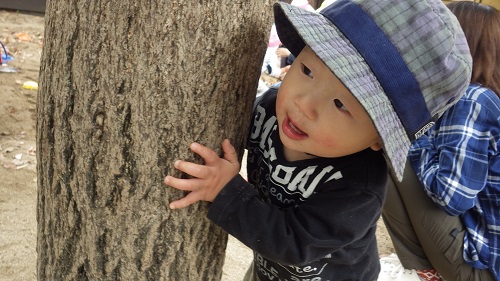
left=409, top=84, right=500, bottom=280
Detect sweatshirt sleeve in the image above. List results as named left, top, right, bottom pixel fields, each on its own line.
left=207, top=172, right=385, bottom=266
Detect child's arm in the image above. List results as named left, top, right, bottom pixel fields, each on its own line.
left=206, top=159, right=386, bottom=266
left=164, top=139, right=240, bottom=209
left=164, top=139, right=386, bottom=266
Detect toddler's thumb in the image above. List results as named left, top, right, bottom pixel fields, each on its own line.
left=222, top=139, right=238, bottom=164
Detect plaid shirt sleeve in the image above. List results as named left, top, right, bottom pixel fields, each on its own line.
left=409, top=85, right=500, bottom=216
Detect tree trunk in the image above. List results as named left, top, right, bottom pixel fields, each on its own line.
left=36, top=1, right=273, bottom=280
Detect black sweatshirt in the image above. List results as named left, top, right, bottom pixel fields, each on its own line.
left=208, top=88, right=387, bottom=281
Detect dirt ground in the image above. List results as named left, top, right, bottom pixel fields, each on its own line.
left=0, top=10, right=393, bottom=281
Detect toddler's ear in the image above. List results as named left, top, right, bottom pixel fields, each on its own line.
left=370, top=141, right=383, bottom=151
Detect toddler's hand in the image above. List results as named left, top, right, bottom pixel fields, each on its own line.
left=165, top=139, right=240, bottom=209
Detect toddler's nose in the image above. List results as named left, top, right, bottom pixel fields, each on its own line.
left=294, top=93, right=319, bottom=120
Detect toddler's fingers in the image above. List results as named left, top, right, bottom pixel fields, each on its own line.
left=169, top=192, right=201, bottom=209
left=173, top=159, right=209, bottom=179
left=222, top=139, right=238, bottom=164
left=189, top=142, right=220, bottom=165
left=164, top=176, right=203, bottom=191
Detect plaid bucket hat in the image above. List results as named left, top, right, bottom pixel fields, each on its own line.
left=274, top=0, right=472, bottom=181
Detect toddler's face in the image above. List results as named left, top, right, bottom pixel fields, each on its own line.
left=276, top=46, right=381, bottom=161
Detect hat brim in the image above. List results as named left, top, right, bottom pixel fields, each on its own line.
left=273, top=2, right=411, bottom=180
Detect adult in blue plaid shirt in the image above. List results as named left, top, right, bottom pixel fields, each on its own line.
left=380, top=2, right=500, bottom=281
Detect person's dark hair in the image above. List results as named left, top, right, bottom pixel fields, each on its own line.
left=447, top=1, right=500, bottom=96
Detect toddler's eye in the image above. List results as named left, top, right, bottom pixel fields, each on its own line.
left=334, top=99, right=349, bottom=112
left=301, top=64, right=314, bottom=78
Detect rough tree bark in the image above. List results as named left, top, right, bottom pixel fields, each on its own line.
left=36, top=1, right=273, bottom=280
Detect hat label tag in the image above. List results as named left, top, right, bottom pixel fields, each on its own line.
left=413, top=121, right=435, bottom=140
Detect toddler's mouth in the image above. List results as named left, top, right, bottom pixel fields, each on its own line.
left=282, top=117, right=308, bottom=140
left=289, top=120, right=306, bottom=135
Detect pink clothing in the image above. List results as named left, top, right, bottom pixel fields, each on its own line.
left=267, top=1, right=314, bottom=48
left=291, top=0, right=315, bottom=12
left=268, top=24, right=281, bottom=48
